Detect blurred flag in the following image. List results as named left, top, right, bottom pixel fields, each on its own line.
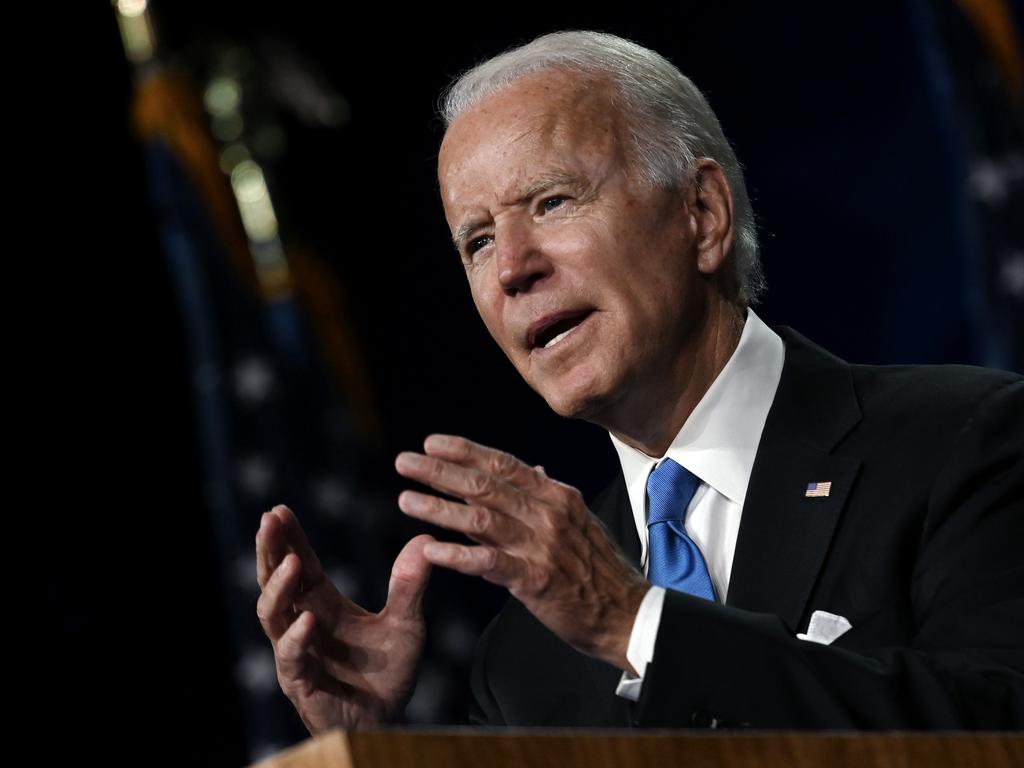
left=941, top=0, right=1024, bottom=369
left=117, top=1, right=396, bottom=759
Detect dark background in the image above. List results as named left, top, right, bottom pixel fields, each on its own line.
left=50, top=2, right=1021, bottom=765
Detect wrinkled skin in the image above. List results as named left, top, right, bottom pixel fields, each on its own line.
left=255, top=505, right=434, bottom=731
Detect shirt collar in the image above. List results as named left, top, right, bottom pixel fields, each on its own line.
left=609, top=308, right=785, bottom=526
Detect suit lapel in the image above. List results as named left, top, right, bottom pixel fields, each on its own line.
left=726, top=327, right=862, bottom=632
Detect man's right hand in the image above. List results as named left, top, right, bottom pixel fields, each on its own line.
left=255, top=504, right=434, bottom=733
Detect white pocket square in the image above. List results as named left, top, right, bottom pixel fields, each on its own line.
left=797, top=610, right=852, bottom=645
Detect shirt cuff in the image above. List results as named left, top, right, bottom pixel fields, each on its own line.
left=614, top=586, right=666, bottom=701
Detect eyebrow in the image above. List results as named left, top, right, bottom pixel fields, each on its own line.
left=451, top=171, right=586, bottom=251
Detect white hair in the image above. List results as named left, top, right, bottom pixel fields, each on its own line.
left=440, top=30, right=765, bottom=306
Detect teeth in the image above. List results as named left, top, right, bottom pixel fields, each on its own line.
left=544, top=328, right=574, bottom=349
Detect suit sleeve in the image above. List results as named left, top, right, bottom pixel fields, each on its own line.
left=634, top=380, right=1024, bottom=729
left=468, top=613, right=506, bottom=726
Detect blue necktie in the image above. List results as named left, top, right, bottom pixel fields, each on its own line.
left=645, top=458, right=717, bottom=601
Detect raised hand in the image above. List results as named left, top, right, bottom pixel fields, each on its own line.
left=395, top=434, right=649, bottom=673
left=255, top=505, right=434, bottom=733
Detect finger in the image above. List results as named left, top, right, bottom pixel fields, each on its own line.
left=256, top=511, right=289, bottom=589
left=423, top=434, right=546, bottom=490
left=270, top=504, right=326, bottom=585
left=386, top=534, right=435, bottom=621
left=395, top=452, right=525, bottom=515
left=421, top=540, right=520, bottom=587
left=276, top=609, right=318, bottom=691
left=257, top=552, right=303, bottom=641
left=398, top=490, right=528, bottom=547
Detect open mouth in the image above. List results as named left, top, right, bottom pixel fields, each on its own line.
left=530, top=310, right=594, bottom=350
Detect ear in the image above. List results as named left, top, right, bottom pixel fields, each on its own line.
left=689, top=160, right=734, bottom=276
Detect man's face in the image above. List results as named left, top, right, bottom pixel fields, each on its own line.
left=438, top=71, right=706, bottom=423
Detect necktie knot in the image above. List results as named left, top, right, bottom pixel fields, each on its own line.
left=645, top=457, right=717, bottom=601
left=646, top=458, right=700, bottom=526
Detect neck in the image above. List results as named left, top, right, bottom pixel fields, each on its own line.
left=605, top=300, right=746, bottom=457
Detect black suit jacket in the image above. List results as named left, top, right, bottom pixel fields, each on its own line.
left=468, top=327, right=1024, bottom=729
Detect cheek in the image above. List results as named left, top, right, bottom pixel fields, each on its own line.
left=612, top=276, right=685, bottom=349
left=470, top=284, right=518, bottom=356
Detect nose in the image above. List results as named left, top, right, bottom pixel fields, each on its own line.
left=495, top=217, right=552, bottom=296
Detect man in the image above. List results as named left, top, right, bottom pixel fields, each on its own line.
left=255, top=31, right=1023, bottom=731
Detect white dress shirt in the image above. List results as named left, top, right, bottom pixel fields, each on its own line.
left=610, top=308, right=784, bottom=701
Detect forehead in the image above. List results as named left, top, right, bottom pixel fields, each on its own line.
left=438, top=71, right=628, bottom=219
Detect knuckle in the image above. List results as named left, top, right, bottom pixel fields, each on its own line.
left=425, top=494, right=445, bottom=516
left=468, top=471, right=495, bottom=497
left=560, top=484, right=584, bottom=506
left=426, top=457, right=445, bottom=482
left=513, top=490, right=533, bottom=516
left=468, top=506, right=491, bottom=535
left=479, top=547, right=499, bottom=571
left=489, top=451, right=516, bottom=475
left=524, top=561, right=557, bottom=598
left=258, top=579, right=285, bottom=614
left=275, top=637, right=296, bottom=664
left=529, top=566, right=553, bottom=595
left=277, top=621, right=306, bottom=662
left=277, top=663, right=306, bottom=697
left=256, top=594, right=271, bottom=624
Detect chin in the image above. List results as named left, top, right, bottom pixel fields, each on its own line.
left=537, top=378, right=615, bottom=423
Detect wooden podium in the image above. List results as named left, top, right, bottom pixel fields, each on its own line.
left=252, top=729, right=1023, bottom=768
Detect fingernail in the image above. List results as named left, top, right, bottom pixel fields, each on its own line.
left=424, top=434, right=452, bottom=451
left=395, top=452, right=423, bottom=472
left=423, top=542, right=442, bottom=559
left=397, top=491, right=413, bottom=512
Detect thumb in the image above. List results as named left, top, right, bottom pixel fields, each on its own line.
left=386, top=534, right=435, bottom=621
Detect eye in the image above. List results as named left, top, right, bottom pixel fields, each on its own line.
left=467, top=235, right=492, bottom=256
left=541, top=196, right=566, bottom=212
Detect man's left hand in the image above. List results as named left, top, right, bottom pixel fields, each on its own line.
left=395, top=434, right=649, bottom=674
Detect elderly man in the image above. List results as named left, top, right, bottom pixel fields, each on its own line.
left=255, top=31, right=1023, bottom=731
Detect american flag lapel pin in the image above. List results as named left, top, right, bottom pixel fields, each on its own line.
left=805, top=481, right=832, bottom=498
